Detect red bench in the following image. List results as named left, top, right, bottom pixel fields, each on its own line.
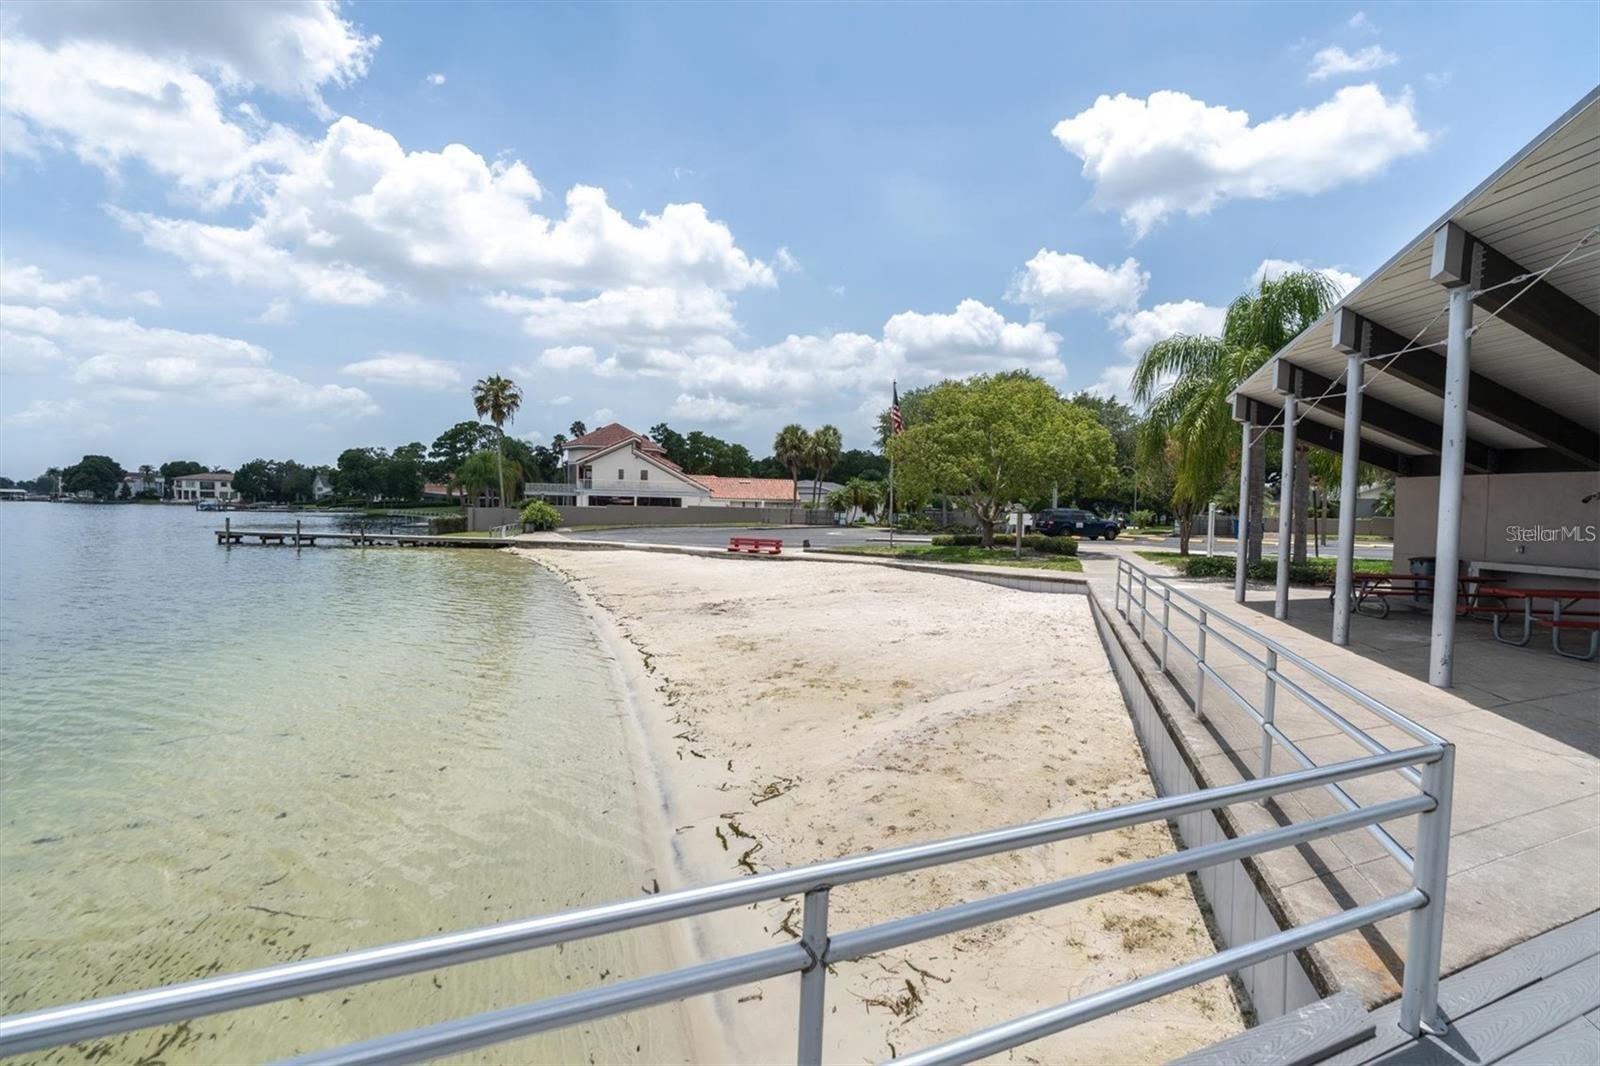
left=728, top=536, right=782, bottom=555
left=1477, top=585, right=1600, bottom=661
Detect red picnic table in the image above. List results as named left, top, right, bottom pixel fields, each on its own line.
left=1477, top=584, right=1600, bottom=661
left=1326, top=572, right=1495, bottom=620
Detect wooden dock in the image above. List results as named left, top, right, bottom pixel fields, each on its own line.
left=215, top=527, right=517, bottom=549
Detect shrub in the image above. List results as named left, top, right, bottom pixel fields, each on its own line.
left=1131, top=509, right=1155, bottom=528
left=429, top=514, right=467, bottom=535
left=932, top=533, right=984, bottom=546
left=1179, top=555, right=1326, bottom=585
left=519, top=499, right=562, bottom=531
left=896, top=513, right=935, bottom=532
left=1023, top=534, right=1078, bottom=555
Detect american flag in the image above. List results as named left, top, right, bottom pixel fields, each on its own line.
left=889, top=381, right=903, bottom=435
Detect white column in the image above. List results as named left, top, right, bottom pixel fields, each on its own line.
left=1235, top=419, right=1251, bottom=603
left=1205, top=502, right=1217, bottom=555
left=1275, top=394, right=1298, bottom=620
left=1333, top=351, right=1365, bottom=645
left=1429, top=287, right=1474, bottom=687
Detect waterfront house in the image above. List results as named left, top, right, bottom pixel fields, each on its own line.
left=312, top=473, right=334, bottom=500
left=171, top=472, right=238, bottom=503
left=120, top=472, right=164, bottom=497
left=525, top=422, right=797, bottom=508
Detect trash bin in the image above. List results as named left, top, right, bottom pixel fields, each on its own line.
left=1409, top=555, right=1436, bottom=605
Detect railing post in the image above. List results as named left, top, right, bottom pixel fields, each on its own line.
left=1259, top=649, right=1277, bottom=799
left=1139, top=576, right=1150, bottom=642
left=796, top=888, right=830, bottom=1066
left=1400, top=744, right=1455, bottom=1037
left=1194, top=608, right=1207, bottom=721
left=1160, top=589, right=1171, bottom=670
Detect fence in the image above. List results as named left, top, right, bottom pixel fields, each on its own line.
left=0, top=565, right=1455, bottom=1065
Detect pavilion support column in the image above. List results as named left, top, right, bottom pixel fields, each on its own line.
left=1428, top=286, right=1474, bottom=687
left=1275, top=392, right=1298, bottom=620
left=1235, top=418, right=1252, bottom=603
left=1333, top=352, right=1364, bottom=645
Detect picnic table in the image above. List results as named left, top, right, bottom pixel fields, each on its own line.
left=1326, top=572, right=1495, bottom=619
left=1478, top=584, right=1600, bottom=661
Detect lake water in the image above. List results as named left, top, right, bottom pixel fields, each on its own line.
left=0, top=504, right=692, bottom=1063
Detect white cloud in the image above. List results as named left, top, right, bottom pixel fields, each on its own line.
left=547, top=394, right=571, bottom=406
left=1110, top=299, right=1228, bottom=360
left=591, top=407, right=615, bottom=424
left=0, top=261, right=161, bottom=309
left=251, top=298, right=295, bottom=325
left=4, top=397, right=101, bottom=429
left=426, top=73, right=447, bottom=86
left=0, top=302, right=375, bottom=415
left=340, top=352, right=462, bottom=390
left=774, top=246, right=801, bottom=274
left=0, top=37, right=304, bottom=206
left=113, top=208, right=389, bottom=305
left=0, top=328, right=67, bottom=374
left=536, top=344, right=620, bottom=377
left=1250, top=258, right=1362, bottom=296
left=124, top=118, right=775, bottom=303
left=881, top=299, right=1064, bottom=380
left=1051, top=85, right=1430, bottom=235
left=672, top=393, right=749, bottom=425
left=1348, top=12, right=1376, bottom=31
left=485, top=285, right=738, bottom=346
left=1008, top=249, right=1147, bottom=316
left=1308, top=45, right=1398, bottom=82
left=3, top=0, right=376, bottom=113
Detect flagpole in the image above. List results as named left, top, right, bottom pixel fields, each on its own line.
left=888, top=453, right=895, bottom=549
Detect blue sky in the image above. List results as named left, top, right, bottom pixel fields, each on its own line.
left=1, top=0, right=1595, bottom=478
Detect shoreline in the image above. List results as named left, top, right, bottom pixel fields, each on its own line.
left=520, top=546, right=1245, bottom=1062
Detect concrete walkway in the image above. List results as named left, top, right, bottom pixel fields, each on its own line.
left=1078, top=543, right=1599, bottom=1007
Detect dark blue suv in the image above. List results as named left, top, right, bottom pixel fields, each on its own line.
left=1036, top=508, right=1121, bottom=540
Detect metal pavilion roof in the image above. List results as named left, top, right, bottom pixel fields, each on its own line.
left=1233, top=87, right=1600, bottom=475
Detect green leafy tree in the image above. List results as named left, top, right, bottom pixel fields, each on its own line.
left=472, top=375, right=524, bottom=507
left=887, top=374, right=1116, bottom=546
left=519, top=499, right=562, bottom=531
left=233, top=459, right=278, bottom=502
left=1131, top=269, right=1342, bottom=565
left=805, top=424, right=843, bottom=505
left=429, top=421, right=498, bottom=483
left=159, top=459, right=204, bottom=499
left=831, top=449, right=887, bottom=483
left=62, top=454, right=123, bottom=499
left=827, top=477, right=882, bottom=521
left=649, top=423, right=689, bottom=466
left=334, top=447, right=388, bottom=500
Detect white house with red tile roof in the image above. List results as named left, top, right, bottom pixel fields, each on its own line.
left=525, top=422, right=798, bottom=508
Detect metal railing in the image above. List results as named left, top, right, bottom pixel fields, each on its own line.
left=1, top=565, right=1454, bottom=1064
left=1113, top=557, right=1455, bottom=1035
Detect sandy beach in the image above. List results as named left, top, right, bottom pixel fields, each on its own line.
left=517, top=547, right=1244, bottom=1063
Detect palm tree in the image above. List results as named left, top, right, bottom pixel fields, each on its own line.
left=806, top=424, right=842, bottom=506
left=471, top=376, right=523, bottom=508
left=1131, top=270, right=1342, bottom=559
left=773, top=423, right=811, bottom=521
left=455, top=451, right=524, bottom=508
left=137, top=464, right=157, bottom=497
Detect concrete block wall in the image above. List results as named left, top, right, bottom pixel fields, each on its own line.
left=1393, top=471, right=1600, bottom=578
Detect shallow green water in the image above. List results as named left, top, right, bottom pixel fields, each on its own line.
left=0, top=504, right=686, bottom=1063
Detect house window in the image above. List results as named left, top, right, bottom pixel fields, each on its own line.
left=618, top=468, right=626, bottom=480
left=640, top=470, right=648, bottom=481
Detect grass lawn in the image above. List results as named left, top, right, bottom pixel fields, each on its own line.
left=820, top=544, right=1084, bottom=573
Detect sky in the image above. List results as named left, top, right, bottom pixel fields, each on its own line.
left=1, top=1, right=1596, bottom=478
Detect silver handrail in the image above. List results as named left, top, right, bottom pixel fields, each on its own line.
left=0, top=734, right=1454, bottom=1064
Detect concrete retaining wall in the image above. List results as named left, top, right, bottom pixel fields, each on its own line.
left=1087, top=590, right=1322, bottom=1021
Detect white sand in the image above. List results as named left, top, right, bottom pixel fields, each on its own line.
left=518, top=548, right=1244, bottom=1063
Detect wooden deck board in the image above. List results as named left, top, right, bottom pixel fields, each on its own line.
left=1323, top=912, right=1600, bottom=1065
left=1496, top=1016, right=1600, bottom=1065
left=1356, top=954, right=1600, bottom=1065
left=1172, top=992, right=1372, bottom=1066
